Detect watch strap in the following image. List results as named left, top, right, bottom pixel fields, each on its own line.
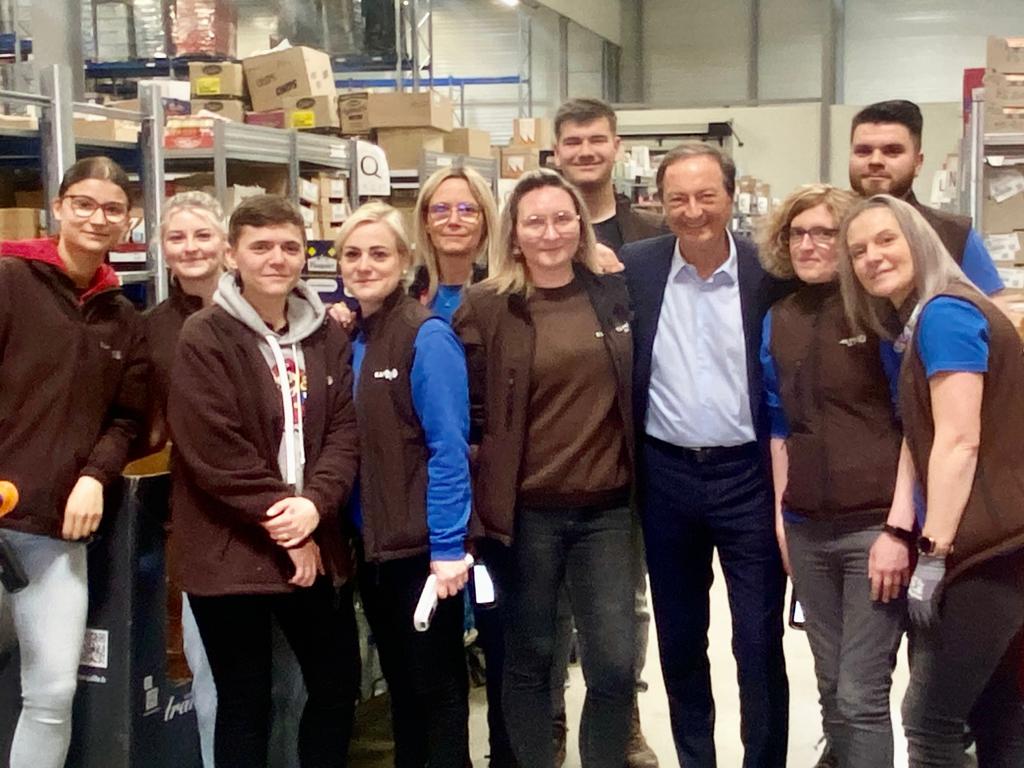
left=883, top=523, right=916, bottom=546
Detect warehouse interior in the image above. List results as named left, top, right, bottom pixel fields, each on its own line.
left=0, top=2, right=1023, bottom=767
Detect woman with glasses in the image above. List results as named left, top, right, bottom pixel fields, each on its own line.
left=453, top=169, right=637, bottom=767
left=336, top=201, right=472, bottom=767
left=0, top=157, right=147, bottom=768
left=839, top=195, right=1024, bottom=767
left=409, top=166, right=498, bottom=321
left=758, top=185, right=914, bottom=768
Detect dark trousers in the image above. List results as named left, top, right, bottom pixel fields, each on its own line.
left=358, top=553, right=469, bottom=768
left=484, top=504, right=636, bottom=768
left=640, top=436, right=788, bottom=768
left=188, top=580, right=360, bottom=768
left=902, top=551, right=1024, bottom=767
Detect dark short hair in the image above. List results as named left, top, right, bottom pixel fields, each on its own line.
left=59, top=156, right=133, bottom=204
left=655, top=142, right=736, bottom=198
left=228, top=194, right=305, bottom=246
left=554, top=98, right=618, bottom=140
left=850, top=100, right=923, bottom=147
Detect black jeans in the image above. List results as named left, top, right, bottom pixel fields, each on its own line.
left=902, top=551, right=1024, bottom=767
left=188, top=579, right=360, bottom=768
left=490, top=503, right=636, bottom=768
left=640, top=437, right=789, bottom=768
left=358, top=552, right=469, bottom=768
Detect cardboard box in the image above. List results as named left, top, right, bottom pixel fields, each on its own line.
left=510, top=117, right=554, bottom=149
left=983, top=186, right=1024, bottom=235
left=983, top=72, right=1024, bottom=104
left=242, top=46, right=336, bottom=113
left=320, top=200, right=351, bottom=225
left=367, top=91, right=453, bottom=132
left=284, top=95, right=340, bottom=131
left=73, top=116, right=140, bottom=143
left=163, top=117, right=215, bottom=150
left=983, top=231, right=1024, bottom=263
left=318, top=174, right=348, bottom=200
left=170, top=0, right=237, bottom=58
left=376, top=127, right=447, bottom=170
left=188, top=61, right=244, bottom=98
left=244, top=110, right=285, bottom=129
left=444, top=127, right=492, bottom=159
left=338, top=92, right=370, bottom=134
left=998, top=266, right=1024, bottom=289
left=298, top=177, right=320, bottom=205
left=501, top=147, right=540, bottom=179
left=987, top=36, right=1024, bottom=74
left=983, top=102, right=1024, bottom=134
left=191, top=98, right=245, bottom=122
left=0, top=208, right=41, bottom=240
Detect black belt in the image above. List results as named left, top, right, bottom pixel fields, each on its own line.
left=644, top=434, right=759, bottom=464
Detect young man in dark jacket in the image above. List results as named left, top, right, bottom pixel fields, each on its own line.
left=167, top=194, right=360, bottom=768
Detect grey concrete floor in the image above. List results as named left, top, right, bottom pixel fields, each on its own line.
left=353, top=555, right=912, bottom=767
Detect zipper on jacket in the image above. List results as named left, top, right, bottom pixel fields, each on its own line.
left=504, top=369, right=516, bottom=431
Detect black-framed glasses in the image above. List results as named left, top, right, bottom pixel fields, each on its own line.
left=787, top=226, right=838, bottom=245
left=64, top=195, right=129, bottom=224
left=427, top=202, right=481, bottom=223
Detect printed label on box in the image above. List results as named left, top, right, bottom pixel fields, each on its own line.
left=989, top=170, right=1024, bottom=203
left=80, top=628, right=109, bottom=669
left=291, top=111, right=316, bottom=129
left=196, top=76, right=222, bottom=96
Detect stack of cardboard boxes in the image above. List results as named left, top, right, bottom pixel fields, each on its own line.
left=499, top=117, right=553, bottom=179
left=296, top=174, right=351, bottom=242
left=370, top=91, right=456, bottom=169
left=0, top=208, right=44, bottom=240
left=982, top=37, right=1024, bottom=287
left=189, top=62, right=246, bottom=122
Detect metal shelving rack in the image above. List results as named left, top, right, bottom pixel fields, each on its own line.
left=964, top=91, right=1024, bottom=231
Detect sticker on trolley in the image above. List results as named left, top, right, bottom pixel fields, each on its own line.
left=80, top=627, right=109, bottom=669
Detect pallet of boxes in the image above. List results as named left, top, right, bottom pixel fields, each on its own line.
left=982, top=37, right=1024, bottom=301
left=492, top=117, right=553, bottom=205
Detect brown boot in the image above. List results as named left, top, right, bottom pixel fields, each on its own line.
left=553, top=709, right=567, bottom=767
left=626, top=699, right=658, bottom=768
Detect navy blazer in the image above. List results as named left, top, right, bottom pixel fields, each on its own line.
left=621, top=232, right=795, bottom=444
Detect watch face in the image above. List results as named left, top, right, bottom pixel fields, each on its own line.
left=918, top=536, right=935, bottom=554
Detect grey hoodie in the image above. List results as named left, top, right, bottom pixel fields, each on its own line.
left=214, top=271, right=327, bottom=492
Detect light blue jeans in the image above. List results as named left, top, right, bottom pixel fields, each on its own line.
left=0, top=529, right=88, bottom=768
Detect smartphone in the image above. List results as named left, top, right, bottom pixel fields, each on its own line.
left=788, top=593, right=806, bottom=630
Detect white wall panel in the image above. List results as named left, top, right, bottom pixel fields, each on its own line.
left=567, top=21, right=604, bottom=100
left=537, top=0, right=622, bottom=45
left=843, top=0, right=1024, bottom=104
left=642, top=0, right=752, bottom=106
left=757, top=0, right=823, bottom=101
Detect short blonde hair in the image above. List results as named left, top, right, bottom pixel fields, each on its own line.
left=335, top=201, right=413, bottom=271
left=757, top=184, right=857, bottom=279
left=485, top=169, right=600, bottom=296
left=159, top=190, right=226, bottom=243
left=837, top=194, right=984, bottom=337
left=414, top=166, right=499, bottom=303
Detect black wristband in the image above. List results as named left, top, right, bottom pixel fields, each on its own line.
left=882, top=523, right=915, bottom=546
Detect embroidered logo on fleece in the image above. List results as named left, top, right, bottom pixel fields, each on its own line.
left=374, top=368, right=399, bottom=381
left=838, top=334, right=867, bottom=347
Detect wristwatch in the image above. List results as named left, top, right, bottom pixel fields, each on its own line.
left=882, top=524, right=915, bottom=546
left=917, top=535, right=952, bottom=556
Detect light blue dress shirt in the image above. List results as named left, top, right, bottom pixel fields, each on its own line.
left=645, top=232, right=756, bottom=448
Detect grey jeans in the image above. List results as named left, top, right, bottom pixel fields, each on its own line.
left=786, top=518, right=906, bottom=768
left=0, top=530, right=88, bottom=768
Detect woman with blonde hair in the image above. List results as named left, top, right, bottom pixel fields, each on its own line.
left=409, top=165, right=498, bottom=320
left=453, top=169, right=636, bottom=767
left=839, top=194, right=1024, bottom=766
left=336, top=201, right=472, bottom=767
left=758, top=184, right=915, bottom=768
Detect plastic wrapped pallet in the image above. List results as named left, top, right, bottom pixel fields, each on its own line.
left=169, top=0, right=237, bottom=58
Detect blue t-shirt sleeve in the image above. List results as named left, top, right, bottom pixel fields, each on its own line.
left=879, top=339, right=902, bottom=414
left=411, top=318, right=471, bottom=561
left=759, top=310, right=790, bottom=439
left=961, top=228, right=1004, bottom=296
left=916, top=297, right=990, bottom=378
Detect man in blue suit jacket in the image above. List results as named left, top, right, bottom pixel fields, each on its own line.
left=621, top=143, right=793, bottom=768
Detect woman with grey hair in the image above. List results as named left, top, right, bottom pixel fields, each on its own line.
left=839, top=194, right=1024, bottom=766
